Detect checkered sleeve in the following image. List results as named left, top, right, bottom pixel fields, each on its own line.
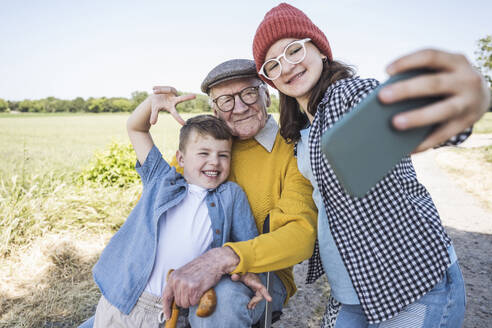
left=436, top=127, right=472, bottom=147
left=307, top=78, right=453, bottom=324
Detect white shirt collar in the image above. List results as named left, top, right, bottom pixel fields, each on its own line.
left=253, top=115, right=279, bottom=153
left=188, top=183, right=208, bottom=197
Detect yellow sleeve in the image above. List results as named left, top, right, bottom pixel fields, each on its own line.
left=224, top=155, right=317, bottom=274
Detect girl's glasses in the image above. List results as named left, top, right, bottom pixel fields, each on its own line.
left=259, top=38, right=311, bottom=81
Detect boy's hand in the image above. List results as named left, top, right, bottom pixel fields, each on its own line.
left=231, top=272, right=272, bottom=309
left=378, top=49, right=490, bottom=153
left=151, top=86, right=196, bottom=126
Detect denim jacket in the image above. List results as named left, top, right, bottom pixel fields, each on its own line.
left=91, top=146, right=258, bottom=315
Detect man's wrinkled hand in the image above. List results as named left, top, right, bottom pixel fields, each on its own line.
left=161, top=247, right=239, bottom=320
left=231, top=272, right=272, bottom=309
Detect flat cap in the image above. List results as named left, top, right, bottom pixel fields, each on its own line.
left=201, top=59, right=258, bottom=94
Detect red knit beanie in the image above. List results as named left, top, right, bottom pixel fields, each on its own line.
left=253, top=3, right=333, bottom=88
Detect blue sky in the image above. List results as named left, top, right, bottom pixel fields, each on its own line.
left=1, top=0, right=490, bottom=100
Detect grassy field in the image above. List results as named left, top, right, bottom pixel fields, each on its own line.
left=0, top=112, right=200, bottom=327
left=0, top=112, right=186, bottom=175
left=0, top=112, right=490, bottom=327
left=437, top=145, right=492, bottom=210
left=0, top=113, right=197, bottom=252
left=473, top=111, right=492, bottom=134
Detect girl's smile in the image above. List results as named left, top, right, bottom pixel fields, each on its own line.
left=265, top=38, right=325, bottom=110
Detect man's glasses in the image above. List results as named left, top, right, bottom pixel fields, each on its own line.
left=212, top=85, right=263, bottom=112
left=259, top=38, right=311, bottom=81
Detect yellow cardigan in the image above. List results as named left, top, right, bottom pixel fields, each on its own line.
left=172, top=133, right=317, bottom=301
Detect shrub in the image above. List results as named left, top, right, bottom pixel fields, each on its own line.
left=0, top=98, right=8, bottom=112
left=79, top=141, right=140, bottom=188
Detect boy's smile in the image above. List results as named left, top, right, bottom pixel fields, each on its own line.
left=177, top=131, right=232, bottom=189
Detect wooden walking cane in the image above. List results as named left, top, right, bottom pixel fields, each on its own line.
left=261, top=216, right=273, bottom=328
left=164, top=269, right=217, bottom=328
left=164, top=270, right=180, bottom=328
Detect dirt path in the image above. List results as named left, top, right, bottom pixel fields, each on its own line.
left=281, top=134, right=492, bottom=328
left=412, top=136, right=492, bottom=235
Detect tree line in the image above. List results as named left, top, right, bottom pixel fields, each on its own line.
left=4, top=34, right=488, bottom=115
left=0, top=91, right=280, bottom=114
left=0, top=91, right=206, bottom=114
left=475, top=35, right=492, bottom=87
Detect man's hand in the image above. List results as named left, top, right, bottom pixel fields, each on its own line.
left=161, top=247, right=240, bottom=320
left=231, top=273, right=272, bottom=309
left=150, top=86, right=196, bottom=126
left=379, top=49, right=490, bottom=153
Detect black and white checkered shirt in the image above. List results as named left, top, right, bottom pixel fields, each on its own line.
left=305, top=77, right=470, bottom=323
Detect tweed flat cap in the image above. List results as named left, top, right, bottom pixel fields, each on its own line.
left=201, top=59, right=258, bottom=94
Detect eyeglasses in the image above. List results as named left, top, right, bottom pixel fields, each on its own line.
left=259, top=38, right=311, bottom=81
left=212, top=85, right=263, bottom=112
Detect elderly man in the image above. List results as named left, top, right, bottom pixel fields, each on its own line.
left=153, top=59, right=318, bottom=327
left=77, top=59, right=314, bottom=328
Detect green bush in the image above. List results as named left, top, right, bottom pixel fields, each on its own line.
left=269, top=93, right=279, bottom=113
left=0, top=98, right=8, bottom=112
left=79, top=141, right=140, bottom=187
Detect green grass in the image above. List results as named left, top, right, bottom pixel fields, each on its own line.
left=0, top=113, right=188, bottom=174
left=473, top=112, right=492, bottom=134
left=0, top=112, right=199, bottom=257
left=437, top=145, right=492, bottom=210
left=450, top=145, right=492, bottom=164
left=0, top=112, right=207, bottom=326
left=475, top=144, right=492, bottom=163
left=0, top=112, right=88, bottom=118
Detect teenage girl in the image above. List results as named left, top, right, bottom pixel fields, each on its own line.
left=252, top=3, right=490, bottom=327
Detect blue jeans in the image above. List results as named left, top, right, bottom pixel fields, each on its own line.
left=80, top=273, right=286, bottom=328
left=334, top=261, right=466, bottom=328
left=188, top=273, right=286, bottom=328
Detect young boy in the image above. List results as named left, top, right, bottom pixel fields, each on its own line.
left=80, top=96, right=261, bottom=327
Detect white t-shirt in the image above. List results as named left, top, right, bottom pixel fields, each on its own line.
left=144, top=184, right=213, bottom=296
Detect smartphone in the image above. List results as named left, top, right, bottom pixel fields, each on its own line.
left=321, top=69, right=440, bottom=198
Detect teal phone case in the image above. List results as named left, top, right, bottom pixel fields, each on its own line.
left=321, top=70, right=440, bottom=198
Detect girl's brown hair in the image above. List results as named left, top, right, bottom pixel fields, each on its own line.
left=279, top=59, right=355, bottom=143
